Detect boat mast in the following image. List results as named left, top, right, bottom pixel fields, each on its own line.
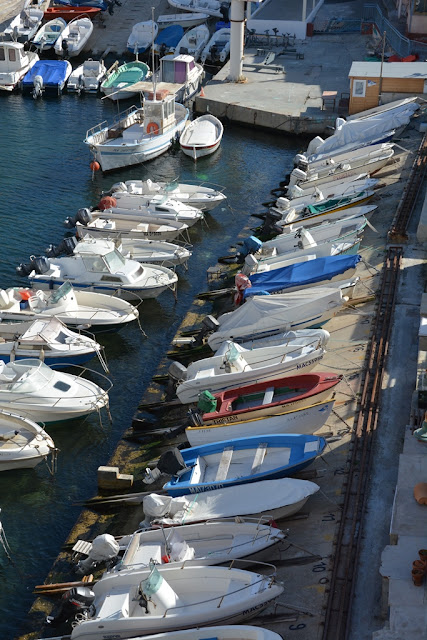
left=151, top=6, right=156, bottom=101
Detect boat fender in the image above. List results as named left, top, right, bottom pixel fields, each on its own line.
left=98, top=196, right=117, bottom=210
left=147, top=121, right=160, bottom=135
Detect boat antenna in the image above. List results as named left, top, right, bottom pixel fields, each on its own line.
left=151, top=6, right=156, bottom=100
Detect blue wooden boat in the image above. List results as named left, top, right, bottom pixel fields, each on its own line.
left=162, top=433, right=326, bottom=496
left=21, top=60, right=72, bottom=96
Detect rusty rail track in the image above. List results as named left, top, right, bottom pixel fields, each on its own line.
left=321, top=245, right=402, bottom=640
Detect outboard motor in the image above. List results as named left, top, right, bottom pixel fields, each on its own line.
left=242, top=253, right=258, bottom=276
left=109, top=181, right=127, bottom=194
left=306, top=135, right=324, bottom=156
left=144, top=447, right=190, bottom=484
left=76, top=534, right=120, bottom=575
left=242, top=235, right=263, bottom=257
left=62, top=38, right=69, bottom=57
left=32, top=74, right=44, bottom=99
left=45, top=586, right=95, bottom=627
left=220, top=3, right=229, bottom=21
left=46, top=236, right=78, bottom=258
left=293, top=153, right=308, bottom=168
left=288, top=168, right=307, bottom=187
left=16, top=256, right=50, bottom=277
left=64, top=208, right=93, bottom=229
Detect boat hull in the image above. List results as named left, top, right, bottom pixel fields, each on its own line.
left=28, top=278, right=174, bottom=301
left=181, top=139, right=221, bottom=159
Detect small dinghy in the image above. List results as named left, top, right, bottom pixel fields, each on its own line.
left=67, top=58, right=107, bottom=94
left=44, top=6, right=102, bottom=22
left=108, top=179, right=227, bottom=211
left=76, top=215, right=190, bottom=243
left=171, top=338, right=326, bottom=404
left=20, top=237, right=178, bottom=301
left=207, top=279, right=358, bottom=351
left=180, top=114, right=223, bottom=160
left=31, top=16, right=67, bottom=51
left=168, top=0, right=227, bottom=19
left=175, top=24, right=210, bottom=61
left=78, top=520, right=286, bottom=574
left=54, top=16, right=94, bottom=57
left=100, top=60, right=150, bottom=101
left=201, top=27, right=230, bottom=64
left=0, top=410, right=55, bottom=471
left=21, top=59, right=72, bottom=97
left=153, top=25, right=184, bottom=56
left=158, top=12, right=209, bottom=28
left=0, top=317, right=103, bottom=369
left=0, top=41, right=39, bottom=92
left=127, top=20, right=158, bottom=55
left=186, top=369, right=341, bottom=445
left=161, top=434, right=326, bottom=496
left=141, top=477, right=320, bottom=526
left=0, top=358, right=110, bottom=423
left=0, top=282, right=139, bottom=331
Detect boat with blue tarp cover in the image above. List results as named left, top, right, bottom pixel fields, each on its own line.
left=153, top=25, right=185, bottom=56
left=242, top=254, right=361, bottom=300
left=54, top=0, right=107, bottom=10
left=21, top=60, right=72, bottom=96
left=160, top=433, right=326, bottom=495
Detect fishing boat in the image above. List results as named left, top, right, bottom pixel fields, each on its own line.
left=0, top=410, right=55, bottom=472
left=135, top=54, right=204, bottom=104
left=168, top=0, right=227, bottom=19
left=31, top=16, right=67, bottom=51
left=0, top=41, right=39, bottom=92
left=107, top=178, right=227, bottom=211
left=76, top=215, right=190, bottom=243
left=158, top=12, right=210, bottom=28
left=180, top=114, right=224, bottom=160
left=85, top=94, right=189, bottom=171
left=54, top=16, right=94, bottom=57
left=88, top=520, right=286, bottom=573
left=175, top=24, right=210, bottom=61
left=67, top=562, right=284, bottom=639
left=161, top=434, right=326, bottom=496
left=0, top=317, right=104, bottom=369
left=0, top=358, right=110, bottom=423
left=141, top=477, right=320, bottom=526
left=21, top=59, right=72, bottom=97
left=171, top=338, right=326, bottom=404
left=0, top=282, right=139, bottom=331
left=201, top=27, right=231, bottom=64
left=206, top=279, right=358, bottom=351
left=274, top=204, right=377, bottom=232
left=185, top=371, right=340, bottom=445
left=44, top=6, right=102, bottom=22
left=100, top=60, right=150, bottom=100
left=127, top=20, right=158, bottom=55
left=153, top=25, right=184, bottom=57
left=20, top=237, right=178, bottom=301
left=83, top=195, right=204, bottom=226
left=4, top=6, right=44, bottom=42
left=66, top=58, right=108, bottom=93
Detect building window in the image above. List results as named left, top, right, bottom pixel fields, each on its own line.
left=415, top=0, right=427, bottom=13
left=353, top=79, right=366, bottom=97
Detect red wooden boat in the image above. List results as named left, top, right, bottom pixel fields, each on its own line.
left=44, top=6, right=101, bottom=22
left=185, top=372, right=342, bottom=446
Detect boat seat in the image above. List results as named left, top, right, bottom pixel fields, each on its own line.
left=262, top=387, right=275, bottom=405
left=83, top=60, right=102, bottom=76
left=230, top=356, right=251, bottom=373
left=215, top=446, right=233, bottom=482
left=190, top=456, right=207, bottom=484
left=250, top=443, right=268, bottom=475
left=97, top=587, right=130, bottom=619
left=194, top=367, right=215, bottom=380
left=0, top=290, right=12, bottom=309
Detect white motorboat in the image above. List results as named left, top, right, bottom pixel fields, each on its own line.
left=22, top=237, right=178, bottom=301
left=109, top=178, right=227, bottom=211
left=296, top=142, right=394, bottom=174
left=127, top=20, right=158, bottom=54
left=4, top=6, right=44, bottom=42
left=141, top=477, right=320, bottom=525
left=54, top=16, right=94, bottom=57
left=0, top=410, right=55, bottom=471
left=0, top=317, right=104, bottom=369
left=172, top=338, right=326, bottom=403
left=168, top=0, right=227, bottom=18
left=85, top=195, right=204, bottom=226
left=274, top=203, right=377, bottom=231
left=284, top=173, right=377, bottom=199
left=277, top=177, right=379, bottom=210
left=83, top=520, right=286, bottom=573
left=273, top=187, right=374, bottom=217
left=0, top=282, right=139, bottom=330
left=201, top=27, right=231, bottom=64
left=175, top=24, right=210, bottom=61
left=207, top=279, right=358, bottom=351
left=31, top=16, right=67, bottom=51
left=74, top=626, right=283, bottom=640
left=0, top=41, right=39, bottom=92
left=76, top=215, right=190, bottom=243
left=68, top=562, right=283, bottom=639
left=85, top=95, right=189, bottom=172
left=0, top=358, right=110, bottom=423
left=67, top=58, right=108, bottom=93
left=137, top=54, right=205, bottom=104
left=288, top=147, right=394, bottom=189
left=180, top=114, right=223, bottom=160
left=158, top=13, right=209, bottom=28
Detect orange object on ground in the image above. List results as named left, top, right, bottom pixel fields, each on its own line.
left=413, top=482, right=427, bottom=504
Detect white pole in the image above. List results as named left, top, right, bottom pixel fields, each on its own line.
left=228, top=0, right=246, bottom=82
left=302, top=0, right=307, bottom=22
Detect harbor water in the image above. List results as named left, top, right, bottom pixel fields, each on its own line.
left=0, top=91, right=302, bottom=639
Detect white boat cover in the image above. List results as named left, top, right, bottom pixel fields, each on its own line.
left=310, top=103, right=418, bottom=158
left=207, top=285, right=346, bottom=350
left=142, top=478, right=319, bottom=525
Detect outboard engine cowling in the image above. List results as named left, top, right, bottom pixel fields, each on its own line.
left=168, top=360, right=188, bottom=382
left=76, top=534, right=120, bottom=575
left=32, top=74, right=44, bottom=99
left=16, top=262, right=35, bottom=277
left=242, top=235, right=263, bottom=256
left=33, top=256, right=50, bottom=275
left=46, top=236, right=78, bottom=258
left=288, top=168, right=307, bottom=187
left=306, top=135, right=324, bottom=156
left=64, top=208, right=93, bottom=229
left=46, top=586, right=95, bottom=627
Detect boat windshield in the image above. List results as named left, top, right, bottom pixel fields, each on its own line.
left=50, top=281, right=73, bottom=304
left=2, top=359, right=54, bottom=393
left=104, top=249, right=126, bottom=272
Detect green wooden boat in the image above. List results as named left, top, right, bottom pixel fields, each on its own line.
left=100, top=61, right=150, bottom=101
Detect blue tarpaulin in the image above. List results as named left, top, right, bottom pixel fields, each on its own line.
left=155, top=25, right=184, bottom=48
left=243, top=254, right=361, bottom=299
left=54, top=0, right=107, bottom=9
left=22, top=61, right=70, bottom=89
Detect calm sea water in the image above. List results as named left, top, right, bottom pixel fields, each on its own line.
left=0, top=90, right=302, bottom=639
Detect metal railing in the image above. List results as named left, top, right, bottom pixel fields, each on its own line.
left=363, top=3, right=427, bottom=57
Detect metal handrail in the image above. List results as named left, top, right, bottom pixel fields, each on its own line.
left=363, top=3, right=427, bottom=57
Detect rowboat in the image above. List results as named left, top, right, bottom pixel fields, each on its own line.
left=180, top=114, right=223, bottom=160
left=162, top=434, right=326, bottom=496
left=0, top=410, right=55, bottom=471
left=44, top=6, right=102, bottom=22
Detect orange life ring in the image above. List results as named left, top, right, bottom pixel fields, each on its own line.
left=147, top=122, right=159, bottom=135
